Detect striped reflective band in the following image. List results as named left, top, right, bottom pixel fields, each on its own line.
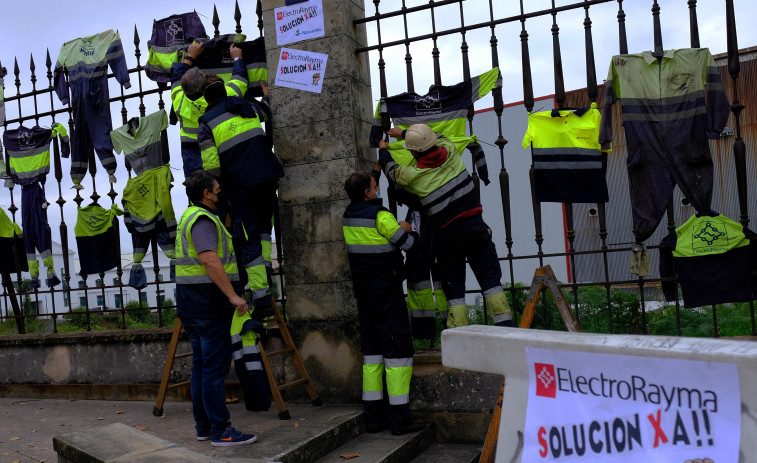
left=385, top=358, right=413, bottom=368
left=392, top=108, right=469, bottom=127
left=346, top=243, right=395, bottom=254
left=410, top=309, right=435, bottom=317
left=218, top=127, right=265, bottom=153
left=343, top=218, right=376, bottom=228
left=622, top=106, right=706, bottom=122
left=364, top=355, right=384, bottom=365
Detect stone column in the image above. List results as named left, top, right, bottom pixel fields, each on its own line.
left=261, top=0, right=374, bottom=402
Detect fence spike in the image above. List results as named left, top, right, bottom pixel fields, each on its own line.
left=235, top=0, right=243, bottom=34
left=213, top=5, right=221, bottom=38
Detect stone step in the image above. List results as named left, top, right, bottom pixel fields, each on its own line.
left=217, top=405, right=363, bottom=462
left=409, top=442, right=482, bottom=463
left=312, top=424, right=435, bottom=463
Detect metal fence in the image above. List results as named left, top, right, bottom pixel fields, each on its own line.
left=0, top=1, right=287, bottom=334
left=356, top=0, right=755, bottom=337
left=1, top=0, right=754, bottom=338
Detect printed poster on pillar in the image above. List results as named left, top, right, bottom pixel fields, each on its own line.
left=274, top=48, right=328, bottom=94
left=275, top=0, right=325, bottom=46
left=523, top=347, right=740, bottom=462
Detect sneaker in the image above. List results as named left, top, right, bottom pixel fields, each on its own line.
left=197, top=432, right=211, bottom=442
left=391, top=420, right=425, bottom=436
left=211, top=426, right=258, bottom=447
left=365, top=421, right=389, bottom=433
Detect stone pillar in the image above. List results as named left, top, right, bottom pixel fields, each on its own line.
left=261, top=0, right=374, bottom=402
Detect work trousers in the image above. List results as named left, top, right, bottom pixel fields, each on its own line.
left=357, top=287, right=414, bottom=431
left=434, top=215, right=511, bottom=328
left=21, top=184, right=58, bottom=288
left=70, top=78, right=118, bottom=184
left=227, top=180, right=277, bottom=310
left=181, top=316, right=233, bottom=440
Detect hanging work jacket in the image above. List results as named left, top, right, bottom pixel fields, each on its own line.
left=343, top=199, right=415, bottom=300
left=3, top=123, right=70, bottom=187
left=522, top=102, right=610, bottom=203
left=380, top=134, right=480, bottom=230
left=170, top=59, right=248, bottom=178
left=110, top=110, right=169, bottom=176
left=198, top=96, right=283, bottom=189
left=175, top=205, right=240, bottom=319
left=0, top=207, right=27, bottom=275
left=74, top=204, right=123, bottom=277
left=194, top=35, right=269, bottom=99
left=146, top=11, right=208, bottom=83
left=121, top=164, right=176, bottom=288
left=369, top=68, right=501, bottom=186
left=231, top=311, right=271, bottom=412
left=660, top=213, right=757, bottom=309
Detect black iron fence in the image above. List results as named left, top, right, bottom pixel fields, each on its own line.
left=1, top=0, right=754, bottom=338
left=357, top=0, right=755, bottom=337
left=0, top=1, right=288, bottom=334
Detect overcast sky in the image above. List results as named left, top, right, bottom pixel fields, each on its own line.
left=0, top=0, right=755, bottom=255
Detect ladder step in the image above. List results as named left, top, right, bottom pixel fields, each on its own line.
left=266, top=347, right=295, bottom=356
left=277, top=378, right=308, bottom=391
left=166, top=380, right=190, bottom=389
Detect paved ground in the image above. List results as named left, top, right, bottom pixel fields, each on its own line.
left=0, top=397, right=352, bottom=463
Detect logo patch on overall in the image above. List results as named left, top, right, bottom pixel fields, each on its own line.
left=137, top=184, right=150, bottom=197
left=165, top=19, right=185, bottom=46
left=693, top=221, right=726, bottom=246
left=80, top=40, right=95, bottom=57
left=18, top=130, right=34, bottom=150
left=415, top=91, right=441, bottom=111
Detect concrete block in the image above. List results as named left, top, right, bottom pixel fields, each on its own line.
left=281, top=241, right=351, bottom=283
left=272, top=116, right=374, bottom=167
left=283, top=280, right=356, bottom=321
left=277, top=157, right=359, bottom=206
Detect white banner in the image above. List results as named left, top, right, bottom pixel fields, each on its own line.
left=274, top=48, right=328, bottom=93
left=523, top=348, right=740, bottom=462
left=274, top=0, right=325, bottom=46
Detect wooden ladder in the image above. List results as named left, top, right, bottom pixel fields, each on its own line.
left=153, top=298, right=323, bottom=420
left=479, top=264, right=581, bottom=463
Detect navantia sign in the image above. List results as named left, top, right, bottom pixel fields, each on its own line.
left=523, top=348, right=740, bottom=462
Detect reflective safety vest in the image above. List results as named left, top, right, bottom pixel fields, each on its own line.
left=3, top=123, right=70, bottom=187
left=175, top=205, right=240, bottom=319
left=343, top=199, right=414, bottom=299
left=522, top=102, right=611, bottom=203
left=146, top=12, right=208, bottom=83
left=175, top=206, right=239, bottom=285
left=170, top=59, right=249, bottom=147
left=198, top=97, right=283, bottom=189
left=381, top=135, right=479, bottom=229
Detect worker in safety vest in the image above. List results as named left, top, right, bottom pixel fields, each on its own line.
left=379, top=124, right=514, bottom=328
left=342, top=170, right=426, bottom=436
left=171, top=42, right=248, bottom=179
left=197, top=78, right=284, bottom=320
left=174, top=170, right=258, bottom=447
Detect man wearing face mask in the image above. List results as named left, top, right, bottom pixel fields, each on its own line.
left=175, top=170, right=258, bottom=447
left=342, top=170, right=426, bottom=436
left=197, top=74, right=283, bottom=320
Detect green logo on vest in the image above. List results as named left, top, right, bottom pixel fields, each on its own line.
left=692, top=220, right=727, bottom=254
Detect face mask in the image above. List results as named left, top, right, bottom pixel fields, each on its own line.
left=374, top=190, right=381, bottom=199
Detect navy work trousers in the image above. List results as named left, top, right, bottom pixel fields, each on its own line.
left=181, top=316, right=233, bottom=440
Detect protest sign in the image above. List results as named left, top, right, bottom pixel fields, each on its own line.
left=275, top=0, right=325, bottom=46
left=274, top=48, right=328, bottom=93
left=523, top=347, right=740, bottom=462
